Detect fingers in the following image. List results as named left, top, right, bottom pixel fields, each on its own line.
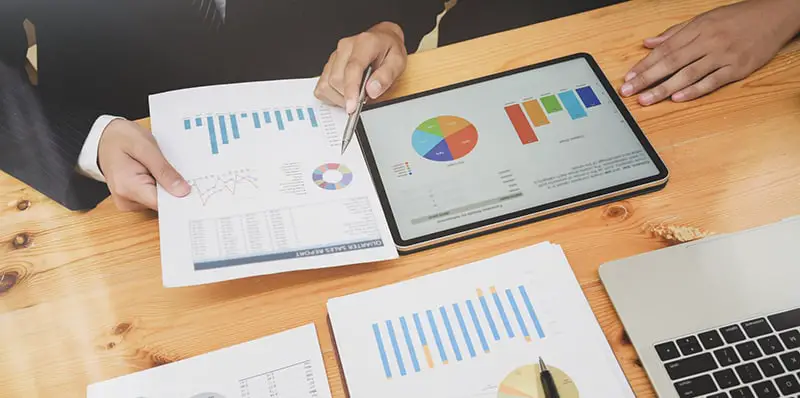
left=111, top=173, right=158, bottom=211
left=624, top=22, right=698, bottom=83
left=342, top=32, right=385, bottom=113
left=366, top=45, right=405, bottom=99
left=635, top=56, right=718, bottom=106
left=315, top=53, right=345, bottom=107
left=671, top=66, right=736, bottom=102
left=329, top=39, right=354, bottom=96
left=643, top=21, right=689, bottom=49
left=127, top=135, right=190, bottom=197
left=621, top=38, right=707, bottom=98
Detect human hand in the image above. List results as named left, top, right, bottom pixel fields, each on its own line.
left=620, top=0, right=800, bottom=106
left=314, top=21, right=407, bottom=113
left=98, top=119, right=191, bottom=211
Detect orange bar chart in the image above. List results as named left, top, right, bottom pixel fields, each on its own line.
left=522, top=99, right=550, bottom=127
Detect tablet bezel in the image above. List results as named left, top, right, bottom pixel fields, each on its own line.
left=356, top=52, right=669, bottom=252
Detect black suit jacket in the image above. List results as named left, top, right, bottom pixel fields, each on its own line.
left=0, top=0, right=442, bottom=210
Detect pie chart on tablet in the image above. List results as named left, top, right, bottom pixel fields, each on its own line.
left=412, top=116, right=478, bottom=162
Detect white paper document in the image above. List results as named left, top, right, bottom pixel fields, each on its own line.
left=149, top=78, right=397, bottom=287
left=86, top=323, right=332, bottom=398
left=327, top=242, right=634, bottom=398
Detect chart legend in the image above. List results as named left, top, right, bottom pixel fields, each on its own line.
left=371, top=285, right=545, bottom=379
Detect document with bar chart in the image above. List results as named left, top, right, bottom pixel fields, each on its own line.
left=148, top=78, right=397, bottom=287
left=328, top=242, right=634, bottom=398
left=87, top=323, right=332, bottom=398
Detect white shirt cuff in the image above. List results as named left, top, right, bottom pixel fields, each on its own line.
left=77, top=115, right=124, bottom=183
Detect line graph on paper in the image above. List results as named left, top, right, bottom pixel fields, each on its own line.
left=188, top=169, right=260, bottom=206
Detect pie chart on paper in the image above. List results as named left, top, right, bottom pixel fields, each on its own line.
left=412, top=116, right=479, bottom=162
left=497, top=364, right=579, bottom=398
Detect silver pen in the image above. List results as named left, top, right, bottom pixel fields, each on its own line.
left=341, top=65, right=373, bottom=155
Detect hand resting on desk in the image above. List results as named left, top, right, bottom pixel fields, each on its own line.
left=620, top=0, right=800, bottom=106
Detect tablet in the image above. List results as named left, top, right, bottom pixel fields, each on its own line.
left=357, top=53, right=668, bottom=252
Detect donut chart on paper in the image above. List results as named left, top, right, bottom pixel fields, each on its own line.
left=312, top=163, right=353, bottom=190
left=412, top=116, right=478, bottom=162
left=497, top=364, right=579, bottom=398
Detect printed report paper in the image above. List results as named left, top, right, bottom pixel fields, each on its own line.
left=149, top=78, right=397, bottom=287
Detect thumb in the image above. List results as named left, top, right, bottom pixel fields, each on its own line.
left=128, top=137, right=191, bottom=197
left=366, top=46, right=406, bottom=99
left=644, top=21, right=688, bottom=48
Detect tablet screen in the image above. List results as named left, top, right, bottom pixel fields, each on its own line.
left=360, top=55, right=664, bottom=244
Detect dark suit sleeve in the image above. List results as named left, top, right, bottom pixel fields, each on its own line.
left=0, top=7, right=110, bottom=211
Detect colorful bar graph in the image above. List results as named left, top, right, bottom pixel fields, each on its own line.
left=252, top=112, right=261, bottom=129
left=275, top=111, right=284, bottom=131
left=241, top=113, right=248, bottom=118
left=453, top=304, right=476, bottom=358
left=466, top=300, right=490, bottom=353
left=440, top=307, right=462, bottom=362
left=491, top=286, right=514, bottom=338
left=229, top=115, right=240, bottom=139
left=427, top=310, right=448, bottom=364
left=308, top=107, right=318, bottom=128
left=184, top=119, right=191, bottom=130
left=373, top=324, right=392, bottom=379
left=400, top=317, right=420, bottom=372
left=558, top=91, right=588, bottom=120
left=506, top=289, right=531, bottom=342
left=522, top=99, right=550, bottom=127
left=477, top=289, right=500, bottom=341
left=504, top=104, right=539, bottom=144
left=263, top=111, right=272, bottom=124
left=519, top=286, right=545, bottom=338
left=540, top=95, right=563, bottom=114
left=297, top=108, right=305, bottom=120
left=218, top=115, right=229, bottom=144
left=386, top=320, right=406, bottom=376
left=206, top=116, right=219, bottom=155
left=285, top=109, right=294, bottom=122
left=195, top=117, right=203, bottom=127
left=413, top=313, right=434, bottom=368
left=576, top=86, right=601, bottom=108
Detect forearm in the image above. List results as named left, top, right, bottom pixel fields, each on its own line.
left=766, top=0, right=800, bottom=41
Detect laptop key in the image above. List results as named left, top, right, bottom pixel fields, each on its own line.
left=707, top=393, right=729, bottom=398
left=700, top=330, right=725, bottom=350
left=677, top=336, right=703, bottom=356
left=775, top=373, right=800, bottom=395
left=757, top=335, right=784, bottom=355
left=735, top=362, right=763, bottom=384
left=757, top=356, right=785, bottom=377
left=743, top=318, right=773, bottom=338
left=737, top=341, right=763, bottom=361
left=780, top=350, right=800, bottom=371
left=729, top=386, right=755, bottom=398
left=656, top=341, right=681, bottom=361
left=780, top=330, right=800, bottom=349
left=713, top=368, right=741, bottom=389
left=665, top=353, right=719, bottom=380
left=715, top=346, right=742, bottom=367
left=722, top=325, right=748, bottom=344
left=768, top=308, right=800, bottom=331
left=674, top=374, right=717, bottom=397
left=751, top=379, right=779, bottom=398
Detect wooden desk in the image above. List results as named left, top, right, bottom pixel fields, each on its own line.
left=2, top=0, right=799, bottom=396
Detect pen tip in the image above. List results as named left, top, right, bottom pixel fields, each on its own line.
left=539, top=356, right=547, bottom=370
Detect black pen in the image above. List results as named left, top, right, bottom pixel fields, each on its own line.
left=539, top=357, right=560, bottom=398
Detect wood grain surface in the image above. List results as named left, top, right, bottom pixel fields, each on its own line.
left=2, top=0, right=799, bottom=396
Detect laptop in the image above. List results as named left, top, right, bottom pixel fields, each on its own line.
left=600, top=217, right=800, bottom=398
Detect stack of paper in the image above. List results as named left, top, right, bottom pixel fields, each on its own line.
left=328, top=242, right=634, bottom=398
left=86, top=324, right=332, bottom=398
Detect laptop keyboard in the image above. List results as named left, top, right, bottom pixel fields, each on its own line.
left=655, top=307, right=800, bottom=398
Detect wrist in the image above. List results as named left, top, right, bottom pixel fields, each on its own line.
left=768, top=0, right=800, bottom=38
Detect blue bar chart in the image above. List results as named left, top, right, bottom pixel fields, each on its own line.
left=371, top=285, right=546, bottom=379
left=183, top=106, right=321, bottom=155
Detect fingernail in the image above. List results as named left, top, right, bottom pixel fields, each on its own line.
left=172, top=179, right=191, bottom=196
left=367, top=80, right=383, bottom=99
left=346, top=99, right=356, bottom=114
left=621, top=83, right=634, bottom=96
left=624, top=72, right=637, bottom=82
left=639, top=92, right=654, bottom=105
left=672, top=91, right=685, bottom=102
